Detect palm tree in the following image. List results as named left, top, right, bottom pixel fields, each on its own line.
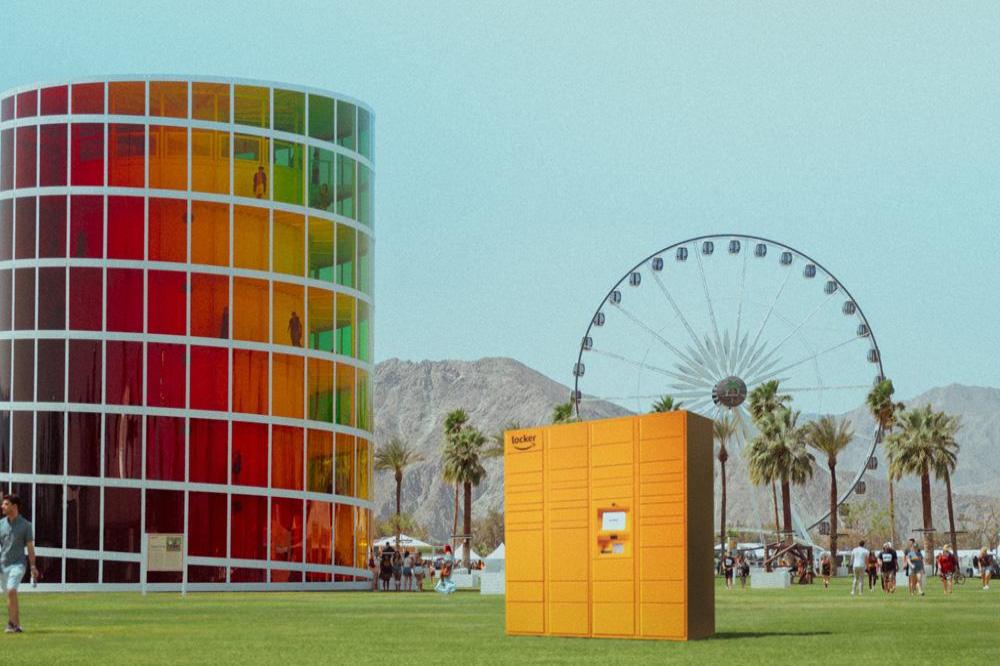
left=442, top=427, right=487, bottom=569
left=443, top=409, right=469, bottom=548
left=866, top=379, right=905, bottom=544
left=651, top=395, right=684, bottom=413
left=747, top=407, right=814, bottom=537
left=488, top=421, right=522, bottom=458
left=714, top=413, right=739, bottom=554
left=552, top=402, right=575, bottom=424
left=886, top=406, right=958, bottom=565
left=930, top=412, right=961, bottom=553
left=374, top=437, right=425, bottom=547
left=748, top=380, right=791, bottom=534
left=806, top=416, right=854, bottom=565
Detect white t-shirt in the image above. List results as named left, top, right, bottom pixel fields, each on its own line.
left=851, top=546, right=869, bottom=569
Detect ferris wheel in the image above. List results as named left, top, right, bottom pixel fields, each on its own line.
left=571, top=234, right=885, bottom=542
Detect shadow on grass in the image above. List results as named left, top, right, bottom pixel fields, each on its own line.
left=712, top=631, right=832, bottom=640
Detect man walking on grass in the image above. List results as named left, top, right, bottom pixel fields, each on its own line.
left=1, top=495, right=37, bottom=633
left=850, top=540, right=869, bottom=596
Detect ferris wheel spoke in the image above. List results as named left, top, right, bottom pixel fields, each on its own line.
left=744, top=335, right=862, bottom=387
left=652, top=272, right=713, bottom=361
left=611, top=303, right=716, bottom=383
left=695, top=249, right=726, bottom=358
left=589, top=348, right=712, bottom=386
left=755, top=290, right=840, bottom=368
left=737, top=268, right=793, bottom=374
left=732, top=248, right=749, bottom=373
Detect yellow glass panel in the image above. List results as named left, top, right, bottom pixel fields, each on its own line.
left=234, top=85, right=269, bottom=128
left=272, top=353, right=304, bottom=419
left=150, top=81, right=188, bottom=118
left=233, top=205, right=268, bottom=270
left=148, top=125, right=187, bottom=191
left=233, top=277, right=269, bottom=342
left=191, top=129, right=230, bottom=195
left=272, top=282, right=305, bottom=348
left=234, top=133, right=269, bottom=199
left=336, top=293, right=355, bottom=358
left=334, top=504, right=354, bottom=567
left=308, top=217, right=334, bottom=281
left=355, top=507, right=370, bottom=568
left=308, top=287, right=334, bottom=352
left=335, top=363, right=355, bottom=427
left=192, top=82, right=230, bottom=123
left=272, top=211, right=304, bottom=276
left=191, top=200, right=229, bottom=267
left=356, top=439, right=370, bottom=500
left=307, top=429, right=333, bottom=493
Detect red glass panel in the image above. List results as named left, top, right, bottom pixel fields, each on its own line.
left=103, top=561, right=140, bottom=583
left=108, top=123, right=145, bottom=187
left=189, top=345, right=227, bottom=411
left=36, top=411, right=64, bottom=474
left=232, top=349, right=268, bottom=414
left=230, top=568, right=265, bottom=583
left=0, top=270, right=9, bottom=330
left=105, top=340, right=142, bottom=405
left=104, top=486, right=141, bottom=552
left=16, top=90, right=37, bottom=118
left=0, top=200, right=10, bottom=261
left=37, top=267, right=65, bottom=329
left=146, top=489, right=184, bottom=534
left=306, top=572, right=332, bottom=583
left=67, top=339, right=101, bottom=403
left=35, top=484, right=63, bottom=547
left=70, top=195, right=103, bottom=258
left=146, top=417, right=185, bottom=481
left=14, top=197, right=35, bottom=260
left=188, top=566, right=226, bottom=583
left=104, top=413, right=141, bottom=479
left=70, top=123, right=104, bottom=186
left=65, top=484, right=100, bottom=549
left=189, top=492, right=228, bottom=557
left=15, top=126, right=37, bottom=188
left=39, top=123, right=67, bottom=186
left=38, top=196, right=66, bottom=258
left=106, top=268, right=143, bottom=333
left=66, top=559, right=99, bottom=583
left=67, top=413, right=101, bottom=477
left=0, top=96, right=12, bottom=121
left=272, top=426, right=303, bottom=490
left=190, top=273, right=229, bottom=338
left=69, top=266, right=102, bottom=330
left=108, top=81, right=145, bottom=115
left=12, top=340, right=33, bottom=402
left=334, top=503, right=354, bottom=567
left=107, top=196, right=143, bottom=259
left=148, top=197, right=187, bottom=263
left=189, top=418, right=227, bottom=485
left=271, top=570, right=302, bottom=583
left=306, top=500, right=333, bottom=565
left=40, top=86, right=68, bottom=115
left=0, top=130, right=11, bottom=193
left=36, top=556, right=63, bottom=584
left=36, top=338, right=65, bottom=401
left=271, top=497, right=303, bottom=563
left=147, top=342, right=185, bottom=408
left=14, top=267, right=35, bottom=330
left=11, top=411, right=32, bottom=472
left=231, top=494, right=267, bottom=560
left=231, top=421, right=267, bottom=487
left=71, top=82, right=104, bottom=114
left=147, top=270, right=187, bottom=335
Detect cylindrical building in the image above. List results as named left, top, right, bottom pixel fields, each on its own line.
left=0, top=77, right=374, bottom=590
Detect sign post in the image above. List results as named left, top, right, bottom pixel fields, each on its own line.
left=143, top=533, right=186, bottom=596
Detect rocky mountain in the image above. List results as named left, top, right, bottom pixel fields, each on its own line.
left=373, top=358, right=1000, bottom=543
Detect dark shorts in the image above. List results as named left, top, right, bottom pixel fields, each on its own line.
left=724, top=569, right=734, bottom=579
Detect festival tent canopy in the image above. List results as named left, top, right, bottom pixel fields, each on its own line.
left=454, top=543, right=483, bottom=562
left=373, top=534, right=435, bottom=553
left=485, top=543, right=505, bottom=561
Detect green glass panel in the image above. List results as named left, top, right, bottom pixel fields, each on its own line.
left=357, top=108, right=372, bottom=159
left=356, top=370, right=371, bottom=431
left=357, top=233, right=372, bottom=295
left=335, top=224, right=354, bottom=288
left=307, top=147, right=335, bottom=213
left=357, top=164, right=371, bottom=228
left=273, top=89, right=305, bottom=135
left=357, top=302, right=371, bottom=363
left=336, top=154, right=355, bottom=219
left=309, top=95, right=335, bottom=142
left=273, top=140, right=303, bottom=205
left=234, top=85, right=269, bottom=129
left=336, top=100, right=355, bottom=150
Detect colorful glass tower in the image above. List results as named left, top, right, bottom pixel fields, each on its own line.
left=0, top=77, right=374, bottom=590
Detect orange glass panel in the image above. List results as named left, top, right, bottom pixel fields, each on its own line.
left=232, top=349, right=268, bottom=415
left=272, top=353, right=304, bottom=419
left=335, top=433, right=354, bottom=497
left=336, top=363, right=355, bottom=427
left=149, top=81, right=187, bottom=118
left=272, top=282, right=304, bottom=348
left=307, top=358, right=333, bottom=423
left=108, top=81, right=145, bottom=116
left=306, top=500, right=333, bottom=565
left=272, top=211, right=304, bottom=276
left=357, top=438, right=370, bottom=500
left=272, top=426, right=303, bottom=490
left=234, top=133, right=269, bottom=199
left=192, top=129, right=230, bottom=195
left=355, top=508, right=370, bottom=569
left=190, top=273, right=228, bottom=338
left=334, top=504, right=354, bottom=567
left=192, top=82, right=230, bottom=123
left=148, top=125, right=187, bottom=190
left=307, top=429, right=332, bottom=493
left=190, top=200, right=228, bottom=267
left=108, top=124, right=145, bottom=187
left=234, top=85, right=269, bottom=128
left=147, top=197, right=187, bottom=263
left=233, top=205, right=268, bottom=270
left=233, top=277, right=269, bottom=342
left=270, top=497, right=303, bottom=563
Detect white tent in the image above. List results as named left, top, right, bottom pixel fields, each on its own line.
left=453, top=543, right=483, bottom=563
left=485, top=543, right=505, bottom=561
left=372, top=534, right=434, bottom=553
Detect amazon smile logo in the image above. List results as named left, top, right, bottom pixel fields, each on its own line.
left=511, top=434, right=537, bottom=451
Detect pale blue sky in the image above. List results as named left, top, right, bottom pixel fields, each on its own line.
left=3, top=2, right=998, bottom=399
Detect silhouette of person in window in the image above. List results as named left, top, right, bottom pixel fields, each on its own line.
left=220, top=306, right=229, bottom=339
left=316, top=183, right=332, bottom=210
left=253, top=166, right=267, bottom=198
left=288, top=311, right=303, bottom=347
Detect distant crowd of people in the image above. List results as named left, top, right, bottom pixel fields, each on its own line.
left=847, top=539, right=994, bottom=596
left=368, top=543, right=475, bottom=594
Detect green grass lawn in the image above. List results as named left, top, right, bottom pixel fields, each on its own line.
left=3, top=578, right=998, bottom=664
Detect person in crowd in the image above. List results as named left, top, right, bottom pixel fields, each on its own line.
left=936, top=544, right=958, bottom=595
left=974, top=547, right=993, bottom=591
left=435, top=544, right=456, bottom=594
left=906, top=543, right=924, bottom=596
left=1, top=495, right=37, bottom=634
left=402, top=549, right=414, bottom=592
left=391, top=550, right=403, bottom=591
left=368, top=548, right=378, bottom=591
left=865, top=548, right=879, bottom=591
left=879, top=542, right=898, bottom=594
left=288, top=312, right=303, bottom=347
left=413, top=552, right=425, bottom=592
left=850, top=540, right=869, bottom=596
left=736, top=555, right=750, bottom=589
left=818, top=552, right=832, bottom=589
left=379, top=547, right=393, bottom=591
left=722, top=551, right=735, bottom=590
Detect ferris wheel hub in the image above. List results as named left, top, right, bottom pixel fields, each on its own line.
left=712, top=376, right=748, bottom=408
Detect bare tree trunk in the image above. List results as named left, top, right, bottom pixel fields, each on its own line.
left=920, top=472, right=934, bottom=565
left=719, top=455, right=727, bottom=554
left=829, top=461, right=838, bottom=574
left=781, top=479, right=793, bottom=539
left=945, top=471, right=957, bottom=553
left=463, top=482, right=473, bottom=570
left=888, top=477, right=896, bottom=545
left=771, top=482, right=780, bottom=535
left=395, top=471, right=402, bottom=548
left=452, top=481, right=460, bottom=551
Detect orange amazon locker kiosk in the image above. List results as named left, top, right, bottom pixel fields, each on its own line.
left=504, top=411, right=714, bottom=641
